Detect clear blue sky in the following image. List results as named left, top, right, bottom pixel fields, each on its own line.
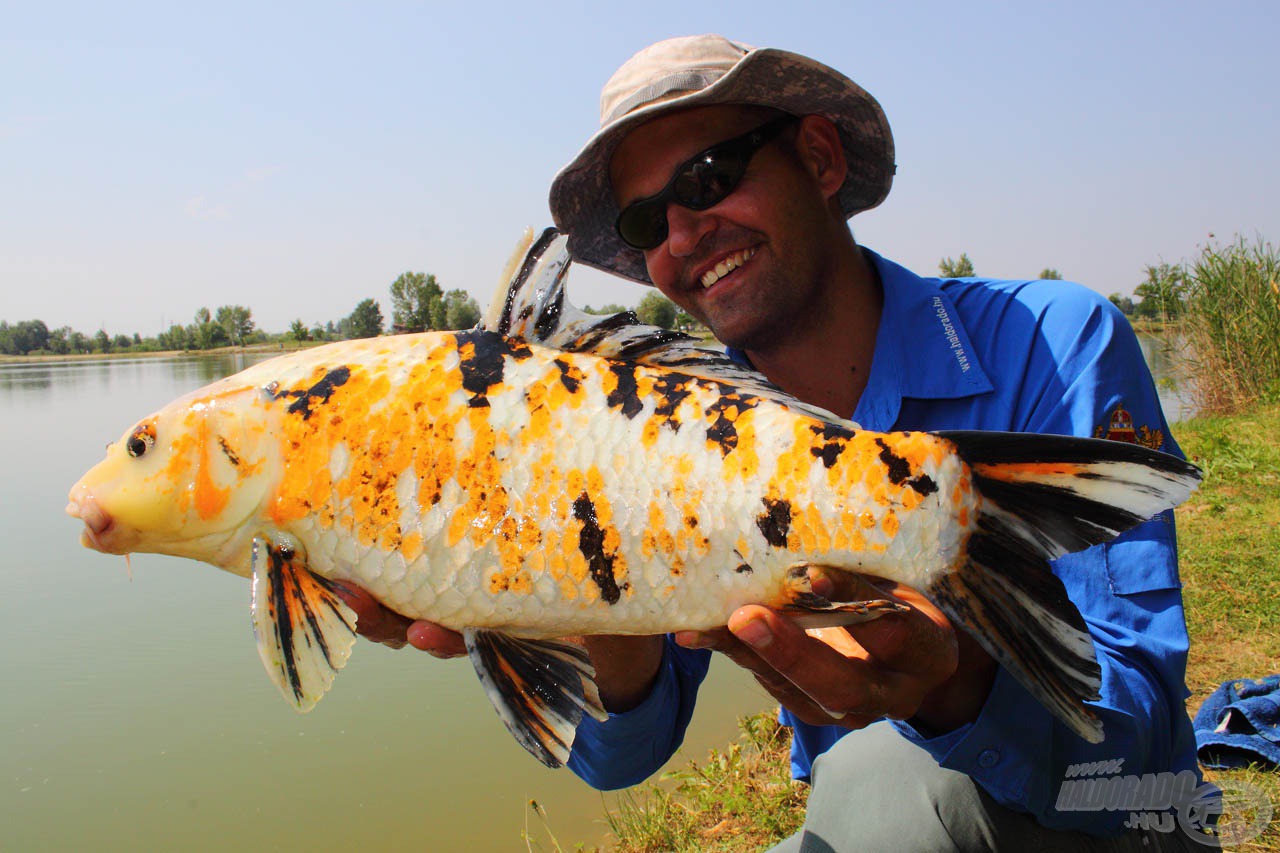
left=4, top=1, right=1277, bottom=336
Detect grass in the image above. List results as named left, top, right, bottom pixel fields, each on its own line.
left=603, top=713, right=805, bottom=852
left=1175, top=404, right=1280, bottom=851
left=1178, top=237, right=1280, bottom=414
left=598, top=405, right=1280, bottom=851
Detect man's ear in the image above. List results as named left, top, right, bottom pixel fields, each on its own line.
left=794, top=115, right=848, bottom=201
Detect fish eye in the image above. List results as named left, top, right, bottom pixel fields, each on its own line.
left=126, top=423, right=157, bottom=458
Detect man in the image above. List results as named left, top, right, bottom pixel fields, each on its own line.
left=340, top=35, right=1204, bottom=850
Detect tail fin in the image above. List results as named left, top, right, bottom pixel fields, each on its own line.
left=929, top=431, right=1201, bottom=743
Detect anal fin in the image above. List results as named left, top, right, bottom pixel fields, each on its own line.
left=464, top=629, right=607, bottom=768
left=778, top=562, right=909, bottom=629
left=250, top=537, right=357, bottom=712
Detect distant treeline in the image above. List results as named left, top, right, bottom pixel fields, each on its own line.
left=2, top=305, right=276, bottom=357
left=1, top=266, right=696, bottom=357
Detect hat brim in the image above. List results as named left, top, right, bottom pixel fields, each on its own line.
left=549, top=47, right=895, bottom=284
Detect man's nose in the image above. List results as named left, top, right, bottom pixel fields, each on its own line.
left=664, top=203, right=715, bottom=257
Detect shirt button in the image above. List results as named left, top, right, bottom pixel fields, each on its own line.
left=977, top=748, right=1001, bottom=768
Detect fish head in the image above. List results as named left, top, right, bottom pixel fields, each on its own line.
left=67, top=383, right=277, bottom=570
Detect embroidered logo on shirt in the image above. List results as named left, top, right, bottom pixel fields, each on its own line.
left=1093, top=404, right=1164, bottom=450
left=930, top=296, right=971, bottom=373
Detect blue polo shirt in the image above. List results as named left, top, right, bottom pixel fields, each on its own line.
left=566, top=248, right=1198, bottom=836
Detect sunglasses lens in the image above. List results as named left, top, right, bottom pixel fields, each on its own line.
left=675, top=154, right=747, bottom=208
left=617, top=199, right=668, bottom=250
left=618, top=153, right=749, bottom=249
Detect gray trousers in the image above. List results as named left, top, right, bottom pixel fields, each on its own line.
left=768, top=722, right=1213, bottom=852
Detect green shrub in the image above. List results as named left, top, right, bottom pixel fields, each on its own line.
left=1180, top=236, right=1280, bottom=413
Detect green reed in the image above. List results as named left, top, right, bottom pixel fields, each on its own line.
left=1179, top=236, right=1280, bottom=414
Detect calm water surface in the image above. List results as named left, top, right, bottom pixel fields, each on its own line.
left=0, top=352, right=768, bottom=851
left=1, top=341, right=1193, bottom=851
left=1136, top=331, right=1197, bottom=423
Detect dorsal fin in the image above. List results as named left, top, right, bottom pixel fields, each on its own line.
left=482, top=227, right=858, bottom=427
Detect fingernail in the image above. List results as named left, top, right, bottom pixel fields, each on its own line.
left=809, top=573, right=835, bottom=598
left=406, top=624, right=431, bottom=649
left=675, top=631, right=711, bottom=649
left=735, top=617, right=773, bottom=649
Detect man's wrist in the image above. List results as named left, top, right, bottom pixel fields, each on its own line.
left=909, top=629, right=997, bottom=734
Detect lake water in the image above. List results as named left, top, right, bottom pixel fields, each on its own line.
left=0, top=352, right=769, bottom=851
left=1, top=340, right=1194, bottom=851
left=1137, top=330, right=1197, bottom=424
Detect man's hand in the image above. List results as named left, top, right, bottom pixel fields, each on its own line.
left=674, top=570, right=996, bottom=734
left=332, top=583, right=465, bottom=657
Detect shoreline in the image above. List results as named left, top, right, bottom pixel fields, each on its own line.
left=0, top=342, right=311, bottom=365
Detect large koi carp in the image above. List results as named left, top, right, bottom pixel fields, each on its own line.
left=67, top=229, right=1200, bottom=766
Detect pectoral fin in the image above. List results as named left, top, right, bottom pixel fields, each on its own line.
left=250, top=537, right=357, bottom=712
left=778, top=562, right=910, bottom=629
left=463, top=629, right=608, bottom=768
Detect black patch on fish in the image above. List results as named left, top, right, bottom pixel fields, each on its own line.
left=217, top=436, right=241, bottom=467
left=533, top=287, right=566, bottom=340
left=280, top=366, right=352, bottom=420
left=569, top=312, right=640, bottom=352
left=908, top=473, right=938, bottom=497
left=810, top=422, right=851, bottom=441
left=876, top=438, right=911, bottom=485
left=572, top=493, right=621, bottom=605
left=810, top=442, right=843, bottom=469
left=265, top=547, right=302, bottom=700
left=706, top=418, right=737, bottom=454
left=455, top=330, right=531, bottom=408
left=611, top=328, right=689, bottom=361
left=651, top=374, right=693, bottom=431
left=808, top=422, right=850, bottom=469
left=553, top=358, right=581, bottom=394
left=704, top=393, right=758, bottom=457
left=605, top=363, right=643, bottom=419
left=756, top=497, right=792, bottom=548
left=735, top=563, right=754, bottom=574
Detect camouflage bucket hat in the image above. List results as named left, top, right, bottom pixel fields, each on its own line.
left=548, top=34, right=896, bottom=284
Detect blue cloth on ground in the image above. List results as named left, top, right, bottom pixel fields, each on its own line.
left=1193, top=675, right=1280, bottom=769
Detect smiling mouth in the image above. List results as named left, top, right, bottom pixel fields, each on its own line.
left=699, top=248, right=756, bottom=289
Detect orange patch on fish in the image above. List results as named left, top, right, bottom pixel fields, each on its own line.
left=193, top=422, right=231, bottom=520
left=972, top=461, right=1082, bottom=481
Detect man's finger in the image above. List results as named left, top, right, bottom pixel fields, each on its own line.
left=332, top=582, right=412, bottom=648
left=727, top=604, right=922, bottom=720
left=407, top=621, right=467, bottom=658
left=809, top=570, right=958, bottom=684
left=841, top=581, right=958, bottom=683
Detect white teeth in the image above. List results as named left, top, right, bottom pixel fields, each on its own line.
left=700, top=248, right=755, bottom=288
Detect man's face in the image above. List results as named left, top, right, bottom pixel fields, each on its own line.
left=609, top=105, right=842, bottom=350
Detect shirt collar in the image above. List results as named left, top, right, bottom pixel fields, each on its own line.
left=725, top=247, right=992, bottom=430
left=853, top=247, right=992, bottom=429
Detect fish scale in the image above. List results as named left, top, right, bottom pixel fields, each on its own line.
left=68, top=227, right=1201, bottom=768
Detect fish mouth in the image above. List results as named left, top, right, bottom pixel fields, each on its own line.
left=66, top=488, right=131, bottom=554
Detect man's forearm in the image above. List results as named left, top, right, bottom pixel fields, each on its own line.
left=582, top=634, right=666, bottom=712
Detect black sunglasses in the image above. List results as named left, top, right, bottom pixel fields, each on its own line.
left=614, top=115, right=799, bottom=250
